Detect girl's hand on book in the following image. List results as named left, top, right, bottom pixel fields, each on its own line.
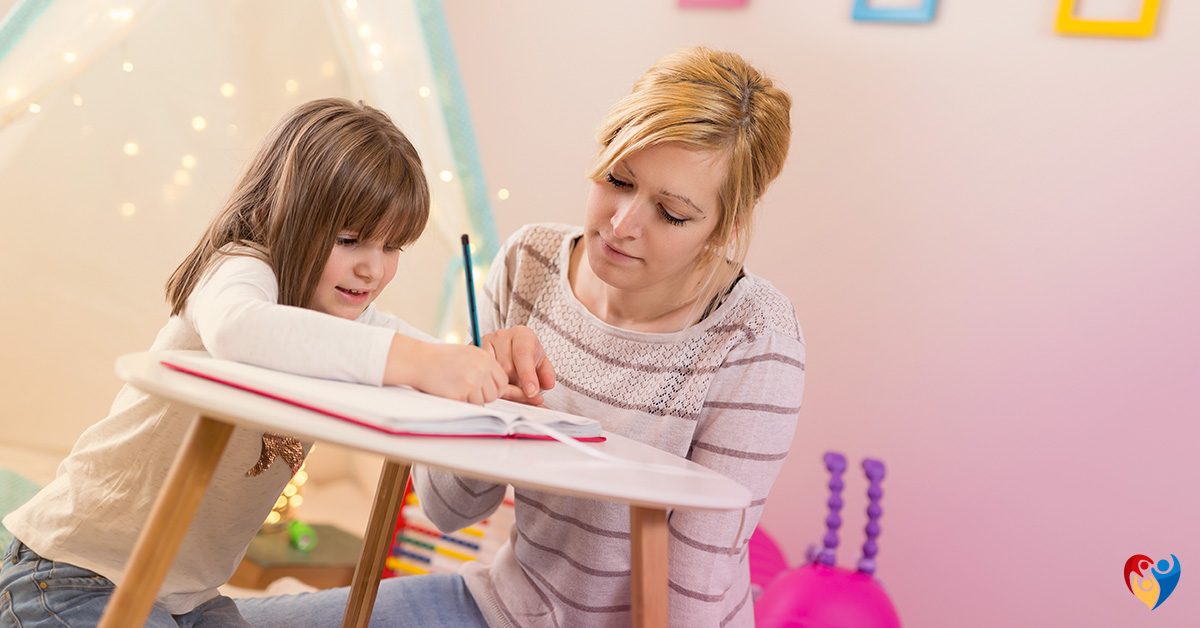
left=482, top=326, right=556, bottom=402
left=386, top=335, right=507, bottom=404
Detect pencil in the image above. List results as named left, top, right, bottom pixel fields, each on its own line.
left=461, top=234, right=482, bottom=347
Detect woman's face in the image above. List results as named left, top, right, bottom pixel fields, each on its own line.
left=583, top=142, right=727, bottom=299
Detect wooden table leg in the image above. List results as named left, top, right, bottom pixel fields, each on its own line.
left=630, top=506, right=669, bottom=628
left=99, top=416, right=234, bottom=628
left=342, top=459, right=411, bottom=628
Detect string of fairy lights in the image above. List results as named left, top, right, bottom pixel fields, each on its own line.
left=266, top=454, right=310, bottom=529
left=2, top=1, right=510, bottom=227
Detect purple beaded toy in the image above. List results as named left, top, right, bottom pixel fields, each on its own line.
left=754, top=451, right=901, bottom=628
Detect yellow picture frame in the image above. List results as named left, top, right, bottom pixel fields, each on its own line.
left=1055, top=0, right=1161, bottom=38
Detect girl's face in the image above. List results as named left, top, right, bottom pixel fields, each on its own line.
left=583, top=142, right=726, bottom=299
left=310, top=233, right=400, bottom=320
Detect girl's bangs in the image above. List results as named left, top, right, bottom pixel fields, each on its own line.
left=340, top=158, right=428, bottom=248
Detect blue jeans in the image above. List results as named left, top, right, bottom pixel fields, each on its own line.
left=0, top=538, right=251, bottom=627
left=234, top=572, right=488, bottom=628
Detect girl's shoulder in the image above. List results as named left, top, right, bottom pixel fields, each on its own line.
left=186, top=244, right=278, bottom=313
left=197, top=244, right=273, bottom=283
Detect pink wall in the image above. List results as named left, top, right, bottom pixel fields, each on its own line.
left=444, top=2, right=1199, bottom=625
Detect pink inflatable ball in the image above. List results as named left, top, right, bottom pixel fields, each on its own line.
left=754, top=563, right=902, bottom=628
left=748, top=527, right=789, bottom=600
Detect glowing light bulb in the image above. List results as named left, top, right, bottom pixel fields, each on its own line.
left=358, top=24, right=371, bottom=38
left=345, top=0, right=358, bottom=10
left=122, top=61, right=133, bottom=72
left=120, top=202, right=136, bottom=219
left=369, top=42, right=383, bottom=58
left=371, top=60, right=383, bottom=72
left=27, top=103, right=40, bottom=114
left=123, top=141, right=140, bottom=156
left=5, top=87, right=18, bottom=101
left=265, top=511, right=281, bottom=524
left=72, top=93, right=83, bottom=107
left=289, top=495, right=304, bottom=508
left=173, top=170, right=191, bottom=186
left=439, top=170, right=453, bottom=183
left=63, top=51, right=77, bottom=63
left=320, top=61, right=336, bottom=77
left=443, top=332, right=460, bottom=344
left=219, top=82, right=235, bottom=98
left=284, top=79, right=299, bottom=94
left=191, top=116, right=207, bottom=131
left=181, top=154, right=197, bottom=169
left=497, top=188, right=510, bottom=200
left=418, top=86, right=431, bottom=98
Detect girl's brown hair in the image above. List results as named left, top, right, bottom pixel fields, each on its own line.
left=588, top=47, right=792, bottom=318
left=166, top=98, right=429, bottom=314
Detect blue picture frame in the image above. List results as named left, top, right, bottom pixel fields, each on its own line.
left=852, top=0, right=938, bottom=24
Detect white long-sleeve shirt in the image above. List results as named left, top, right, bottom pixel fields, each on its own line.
left=414, top=224, right=806, bottom=627
left=4, top=248, right=429, bottom=614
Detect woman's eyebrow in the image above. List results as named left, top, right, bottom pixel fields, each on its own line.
left=661, top=191, right=706, bottom=217
left=624, top=163, right=707, bottom=217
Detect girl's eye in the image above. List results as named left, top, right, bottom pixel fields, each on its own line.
left=605, top=172, right=632, bottom=189
left=384, top=244, right=404, bottom=253
left=335, top=236, right=358, bottom=246
left=659, top=205, right=688, bottom=226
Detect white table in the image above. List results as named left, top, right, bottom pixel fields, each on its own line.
left=98, top=352, right=752, bottom=628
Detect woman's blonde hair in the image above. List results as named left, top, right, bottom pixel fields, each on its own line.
left=166, top=98, right=429, bottom=315
left=588, top=47, right=791, bottom=318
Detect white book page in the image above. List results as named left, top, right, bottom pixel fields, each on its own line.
left=487, top=399, right=600, bottom=434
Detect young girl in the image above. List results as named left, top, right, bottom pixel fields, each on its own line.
left=0, top=98, right=507, bottom=626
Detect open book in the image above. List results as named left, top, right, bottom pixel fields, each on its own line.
left=160, top=352, right=604, bottom=442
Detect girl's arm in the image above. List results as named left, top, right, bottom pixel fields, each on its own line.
left=189, top=253, right=504, bottom=402
left=666, top=331, right=806, bottom=627
left=358, top=306, right=438, bottom=343
left=188, top=253, right=395, bottom=384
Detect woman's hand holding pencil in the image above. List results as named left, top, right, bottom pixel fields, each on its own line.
left=483, top=326, right=556, bottom=406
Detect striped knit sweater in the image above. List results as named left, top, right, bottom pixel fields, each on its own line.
left=413, top=224, right=805, bottom=627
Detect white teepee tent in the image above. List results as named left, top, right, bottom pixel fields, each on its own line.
left=0, top=0, right=497, bottom=452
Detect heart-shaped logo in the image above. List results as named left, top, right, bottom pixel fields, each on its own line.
left=1125, top=554, right=1181, bottom=610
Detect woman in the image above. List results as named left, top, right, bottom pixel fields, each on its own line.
left=419, top=46, right=804, bottom=627
left=239, top=46, right=804, bottom=628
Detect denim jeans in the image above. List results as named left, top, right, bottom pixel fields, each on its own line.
left=0, top=538, right=251, bottom=627
left=234, top=572, right=488, bottom=628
